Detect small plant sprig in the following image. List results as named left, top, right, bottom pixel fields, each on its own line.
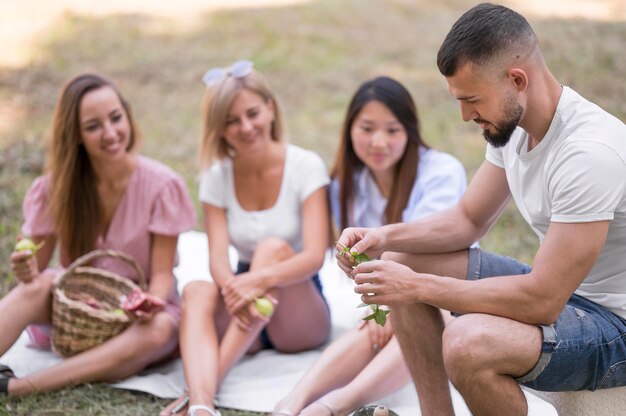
left=336, top=242, right=391, bottom=327
left=336, top=241, right=371, bottom=265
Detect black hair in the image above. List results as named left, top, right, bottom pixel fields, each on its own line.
left=437, top=3, right=536, bottom=76
left=330, top=76, right=429, bottom=230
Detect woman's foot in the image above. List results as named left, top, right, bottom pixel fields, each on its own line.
left=300, top=400, right=336, bottom=416
left=187, top=404, right=221, bottom=416
left=160, top=390, right=190, bottom=416
left=273, top=396, right=301, bottom=416
left=272, top=410, right=295, bottom=416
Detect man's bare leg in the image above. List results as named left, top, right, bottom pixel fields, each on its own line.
left=383, top=250, right=469, bottom=416
left=392, top=303, right=453, bottom=416
left=443, top=313, right=541, bottom=416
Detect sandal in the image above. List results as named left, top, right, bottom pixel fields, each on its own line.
left=160, top=390, right=190, bottom=416
left=0, top=364, right=15, bottom=395
left=188, top=405, right=221, bottom=416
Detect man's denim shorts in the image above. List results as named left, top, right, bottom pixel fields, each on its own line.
left=467, top=247, right=626, bottom=391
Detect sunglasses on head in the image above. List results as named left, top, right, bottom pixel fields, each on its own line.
left=202, top=60, right=254, bottom=86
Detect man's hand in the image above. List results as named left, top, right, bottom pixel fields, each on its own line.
left=335, top=227, right=385, bottom=276
left=353, top=259, right=423, bottom=305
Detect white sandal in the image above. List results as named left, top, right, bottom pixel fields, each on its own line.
left=187, top=405, right=221, bottom=416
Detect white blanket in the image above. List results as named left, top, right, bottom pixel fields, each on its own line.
left=0, top=231, right=557, bottom=415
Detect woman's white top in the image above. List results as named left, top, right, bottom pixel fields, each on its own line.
left=199, top=144, right=330, bottom=263
left=330, top=147, right=467, bottom=229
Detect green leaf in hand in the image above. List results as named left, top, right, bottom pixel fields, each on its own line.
left=363, top=305, right=391, bottom=327
left=353, top=252, right=371, bottom=265
left=336, top=242, right=371, bottom=265
left=336, top=242, right=389, bottom=327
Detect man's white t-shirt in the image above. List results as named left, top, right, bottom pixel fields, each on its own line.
left=486, top=86, right=626, bottom=319
left=199, top=144, right=330, bottom=264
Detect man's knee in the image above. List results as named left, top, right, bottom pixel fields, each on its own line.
left=381, top=251, right=415, bottom=265
left=442, top=314, right=498, bottom=378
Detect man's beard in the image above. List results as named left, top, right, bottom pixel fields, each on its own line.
left=482, top=96, right=523, bottom=148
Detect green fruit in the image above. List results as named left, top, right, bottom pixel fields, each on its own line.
left=15, top=238, right=44, bottom=254
left=254, top=297, right=275, bottom=317
left=111, top=308, right=126, bottom=316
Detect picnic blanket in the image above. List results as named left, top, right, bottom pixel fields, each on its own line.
left=0, top=231, right=557, bottom=415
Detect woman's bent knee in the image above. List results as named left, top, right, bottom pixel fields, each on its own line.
left=130, top=314, right=177, bottom=354
left=253, top=238, right=294, bottom=262
left=181, top=281, right=219, bottom=314
left=15, top=273, right=55, bottom=301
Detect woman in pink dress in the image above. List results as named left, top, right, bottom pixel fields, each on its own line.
left=0, top=73, right=196, bottom=395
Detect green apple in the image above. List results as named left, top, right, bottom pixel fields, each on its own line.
left=254, top=297, right=275, bottom=318
left=14, top=238, right=44, bottom=255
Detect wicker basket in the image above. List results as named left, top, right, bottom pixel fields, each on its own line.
left=50, top=249, right=146, bottom=357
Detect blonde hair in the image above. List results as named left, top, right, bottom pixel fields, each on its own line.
left=198, top=69, right=284, bottom=171
left=46, top=73, right=140, bottom=261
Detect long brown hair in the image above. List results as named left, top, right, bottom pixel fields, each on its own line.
left=330, top=76, right=428, bottom=230
left=46, top=73, right=140, bottom=261
left=198, top=67, right=284, bottom=172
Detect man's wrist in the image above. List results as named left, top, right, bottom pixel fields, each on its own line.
left=379, top=223, right=399, bottom=252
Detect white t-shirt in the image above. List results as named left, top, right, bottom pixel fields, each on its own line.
left=486, top=86, right=626, bottom=319
left=199, top=144, right=330, bottom=263
left=329, top=147, right=468, bottom=229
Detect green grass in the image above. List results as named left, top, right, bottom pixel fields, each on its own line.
left=0, top=0, right=624, bottom=413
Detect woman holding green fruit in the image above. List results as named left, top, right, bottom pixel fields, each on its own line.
left=1, top=73, right=196, bottom=396
left=274, top=76, right=467, bottom=415
left=160, top=61, right=331, bottom=416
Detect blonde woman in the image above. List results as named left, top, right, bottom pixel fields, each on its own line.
left=2, top=73, right=196, bottom=395
left=161, top=61, right=331, bottom=416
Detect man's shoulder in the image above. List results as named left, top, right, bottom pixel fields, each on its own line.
left=558, top=87, right=625, bottom=141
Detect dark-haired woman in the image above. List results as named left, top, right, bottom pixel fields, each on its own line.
left=274, top=76, right=467, bottom=416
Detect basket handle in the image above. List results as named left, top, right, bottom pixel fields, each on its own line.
left=56, top=249, right=147, bottom=290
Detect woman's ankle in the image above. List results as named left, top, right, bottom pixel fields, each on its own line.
left=273, top=394, right=304, bottom=414
left=6, top=377, right=38, bottom=396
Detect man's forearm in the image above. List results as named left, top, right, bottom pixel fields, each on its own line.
left=418, top=272, right=558, bottom=325
left=381, top=207, right=483, bottom=254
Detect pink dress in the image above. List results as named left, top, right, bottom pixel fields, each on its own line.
left=21, top=155, right=197, bottom=349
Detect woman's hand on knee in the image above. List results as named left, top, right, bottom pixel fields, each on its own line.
left=360, top=313, right=394, bottom=351
left=232, top=302, right=270, bottom=331
left=221, top=272, right=267, bottom=314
